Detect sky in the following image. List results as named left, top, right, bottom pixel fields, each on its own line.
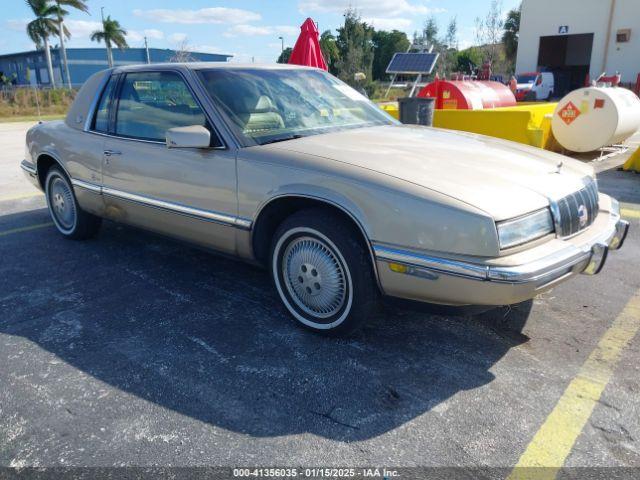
left=2, top=0, right=521, bottom=63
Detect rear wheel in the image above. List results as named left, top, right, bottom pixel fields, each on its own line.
left=45, top=167, right=101, bottom=240
left=270, top=208, right=378, bottom=335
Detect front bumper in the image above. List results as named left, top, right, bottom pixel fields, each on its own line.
left=374, top=207, right=629, bottom=306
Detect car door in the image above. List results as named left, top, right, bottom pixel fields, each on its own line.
left=101, top=69, right=239, bottom=254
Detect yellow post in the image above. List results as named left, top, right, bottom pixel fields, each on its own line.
left=622, top=147, right=640, bottom=173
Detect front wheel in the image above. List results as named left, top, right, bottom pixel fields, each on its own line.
left=45, top=166, right=102, bottom=240
left=270, top=208, right=378, bottom=335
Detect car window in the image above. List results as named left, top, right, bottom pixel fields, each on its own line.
left=92, top=75, right=117, bottom=133
left=196, top=68, right=395, bottom=147
left=115, top=71, right=207, bottom=142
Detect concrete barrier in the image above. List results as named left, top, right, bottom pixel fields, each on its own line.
left=379, top=102, right=558, bottom=149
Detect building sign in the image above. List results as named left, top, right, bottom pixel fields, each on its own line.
left=558, top=25, right=569, bottom=34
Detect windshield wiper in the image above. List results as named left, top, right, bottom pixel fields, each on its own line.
left=260, top=134, right=304, bottom=145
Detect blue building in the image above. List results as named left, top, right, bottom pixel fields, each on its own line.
left=0, top=47, right=232, bottom=87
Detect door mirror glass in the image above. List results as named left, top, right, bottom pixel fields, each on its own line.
left=166, top=125, right=211, bottom=148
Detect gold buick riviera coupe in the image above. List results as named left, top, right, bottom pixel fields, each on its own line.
left=22, top=64, right=629, bottom=335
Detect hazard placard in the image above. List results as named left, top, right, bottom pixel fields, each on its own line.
left=558, top=101, right=581, bottom=126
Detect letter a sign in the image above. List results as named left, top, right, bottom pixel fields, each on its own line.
left=559, top=25, right=569, bottom=34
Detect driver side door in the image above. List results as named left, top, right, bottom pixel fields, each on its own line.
left=101, top=70, right=239, bottom=254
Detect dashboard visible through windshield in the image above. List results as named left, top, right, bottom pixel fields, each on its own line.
left=196, top=68, right=396, bottom=146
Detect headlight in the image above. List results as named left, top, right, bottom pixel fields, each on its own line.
left=496, top=208, right=554, bottom=249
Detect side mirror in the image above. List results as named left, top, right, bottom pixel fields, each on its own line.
left=166, top=125, right=211, bottom=148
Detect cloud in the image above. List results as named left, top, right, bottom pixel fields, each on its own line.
left=126, top=29, right=164, bottom=43
left=298, top=0, right=444, bottom=17
left=169, top=33, right=188, bottom=43
left=133, top=7, right=261, bottom=25
left=364, top=17, right=413, bottom=31
left=190, top=44, right=229, bottom=55
left=275, top=25, right=300, bottom=36
left=7, top=19, right=29, bottom=31
left=65, top=20, right=103, bottom=38
left=224, top=24, right=299, bottom=38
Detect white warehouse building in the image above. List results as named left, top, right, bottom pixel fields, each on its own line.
left=516, top=0, right=640, bottom=96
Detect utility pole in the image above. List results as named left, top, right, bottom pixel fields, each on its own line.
left=144, top=37, right=151, bottom=64
left=278, top=36, right=284, bottom=54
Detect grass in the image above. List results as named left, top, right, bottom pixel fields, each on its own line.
left=0, top=113, right=65, bottom=123
left=0, top=87, right=74, bottom=122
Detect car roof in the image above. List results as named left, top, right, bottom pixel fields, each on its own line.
left=111, top=62, right=319, bottom=74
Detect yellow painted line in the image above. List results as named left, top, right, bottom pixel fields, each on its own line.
left=508, top=290, right=640, bottom=480
left=621, top=208, right=640, bottom=220
left=0, top=192, right=44, bottom=202
left=0, top=222, right=53, bottom=237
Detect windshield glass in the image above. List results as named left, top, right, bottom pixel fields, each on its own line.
left=196, top=68, right=396, bottom=146
left=517, top=74, right=537, bottom=84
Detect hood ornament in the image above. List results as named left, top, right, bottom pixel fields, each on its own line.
left=553, top=160, right=563, bottom=174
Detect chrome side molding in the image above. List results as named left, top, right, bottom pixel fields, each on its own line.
left=70, top=178, right=252, bottom=230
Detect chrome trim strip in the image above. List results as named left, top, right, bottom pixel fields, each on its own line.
left=101, top=186, right=252, bottom=229
left=374, top=246, right=489, bottom=280
left=374, top=210, right=622, bottom=285
left=70, top=178, right=101, bottom=193
left=20, top=161, right=37, bottom=176
left=68, top=178, right=251, bottom=229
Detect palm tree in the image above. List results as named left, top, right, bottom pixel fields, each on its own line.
left=26, top=0, right=58, bottom=87
left=54, top=0, right=89, bottom=89
left=91, top=15, right=128, bottom=68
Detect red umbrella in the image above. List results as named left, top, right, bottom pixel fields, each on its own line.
left=288, top=18, right=328, bottom=71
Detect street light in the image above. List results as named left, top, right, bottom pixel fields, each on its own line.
left=278, top=36, right=284, bottom=54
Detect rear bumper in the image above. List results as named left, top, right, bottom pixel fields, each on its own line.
left=21, top=160, right=41, bottom=190
left=374, top=207, right=629, bottom=306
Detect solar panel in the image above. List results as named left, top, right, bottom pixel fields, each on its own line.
left=386, top=53, right=439, bottom=74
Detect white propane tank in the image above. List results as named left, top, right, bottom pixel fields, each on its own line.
left=551, top=87, right=640, bottom=153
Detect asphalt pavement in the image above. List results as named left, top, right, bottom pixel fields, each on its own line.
left=0, top=122, right=639, bottom=477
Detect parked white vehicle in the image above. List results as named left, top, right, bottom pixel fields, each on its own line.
left=516, top=72, right=554, bottom=101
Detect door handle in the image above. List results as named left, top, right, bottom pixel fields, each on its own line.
left=104, top=150, right=122, bottom=157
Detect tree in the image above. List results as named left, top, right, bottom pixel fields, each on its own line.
left=439, top=17, right=458, bottom=76
left=169, top=40, right=196, bottom=62
left=26, top=0, right=58, bottom=87
left=91, top=15, right=128, bottom=68
left=319, top=30, right=340, bottom=75
left=371, top=29, right=409, bottom=81
left=335, top=9, right=374, bottom=86
left=54, top=0, right=89, bottom=89
left=455, top=47, right=483, bottom=74
left=276, top=47, right=292, bottom=64
left=422, top=16, right=439, bottom=47
left=502, top=4, right=521, bottom=64
left=475, top=0, right=505, bottom=64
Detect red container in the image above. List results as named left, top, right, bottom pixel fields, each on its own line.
left=417, top=79, right=516, bottom=110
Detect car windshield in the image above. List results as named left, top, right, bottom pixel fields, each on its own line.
left=517, top=74, right=537, bottom=84
left=196, top=68, right=397, bottom=146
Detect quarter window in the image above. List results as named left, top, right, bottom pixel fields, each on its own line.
left=115, top=71, right=208, bottom=142
left=92, top=75, right=117, bottom=133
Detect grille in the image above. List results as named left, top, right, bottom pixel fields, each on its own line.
left=554, top=179, right=599, bottom=237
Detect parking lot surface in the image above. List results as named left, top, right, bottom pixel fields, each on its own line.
left=1, top=122, right=639, bottom=475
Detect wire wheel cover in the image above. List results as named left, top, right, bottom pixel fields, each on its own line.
left=49, top=176, right=76, bottom=230
left=282, top=236, right=347, bottom=318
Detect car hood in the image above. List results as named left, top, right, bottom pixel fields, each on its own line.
left=268, top=125, right=594, bottom=221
